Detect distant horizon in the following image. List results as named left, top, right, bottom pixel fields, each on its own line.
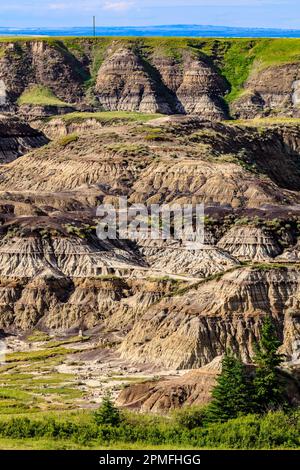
left=2, top=24, right=300, bottom=32
left=2, top=24, right=300, bottom=38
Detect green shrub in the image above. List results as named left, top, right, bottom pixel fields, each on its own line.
left=172, top=406, right=208, bottom=430
left=0, top=411, right=299, bottom=448
left=58, top=134, right=79, bottom=147
left=93, top=394, right=122, bottom=427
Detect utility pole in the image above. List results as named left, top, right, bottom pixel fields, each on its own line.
left=93, top=16, right=96, bottom=37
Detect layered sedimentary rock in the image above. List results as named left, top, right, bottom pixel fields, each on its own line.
left=137, top=239, right=239, bottom=278
left=95, top=48, right=173, bottom=114
left=217, top=225, right=282, bottom=261
left=1, top=118, right=299, bottom=208
left=0, top=114, right=48, bottom=162
left=278, top=240, right=300, bottom=262
left=174, top=55, right=228, bottom=119
left=119, top=267, right=300, bottom=369
left=2, top=38, right=300, bottom=119
left=0, top=41, right=86, bottom=107
left=0, top=114, right=300, bottom=378
left=94, top=47, right=229, bottom=119
left=0, top=233, right=141, bottom=278
left=232, top=64, right=300, bottom=119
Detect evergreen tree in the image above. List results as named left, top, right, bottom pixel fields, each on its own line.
left=94, top=392, right=122, bottom=426
left=253, top=316, right=286, bottom=412
left=206, top=352, right=255, bottom=422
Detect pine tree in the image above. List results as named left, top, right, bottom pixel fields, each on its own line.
left=253, top=316, right=286, bottom=412
left=94, top=392, right=122, bottom=426
left=206, top=352, right=255, bottom=422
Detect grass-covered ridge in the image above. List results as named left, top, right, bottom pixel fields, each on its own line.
left=18, top=85, right=71, bottom=107
left=52, top=111, right=163, bottom=124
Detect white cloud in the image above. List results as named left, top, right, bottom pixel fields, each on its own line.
left=47, top=2, right=69, bottom=10
left=103, top=1, right=134, bottom=12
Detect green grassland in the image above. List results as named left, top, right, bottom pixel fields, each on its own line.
left=17, top=85, right=71, bottom=107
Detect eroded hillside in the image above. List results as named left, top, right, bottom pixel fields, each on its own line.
left=2, top=38, right=300, bottom=119
left=1, top=62, right=300, bottom=410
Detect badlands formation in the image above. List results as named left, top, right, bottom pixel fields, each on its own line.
left=0, top=37, right=300, bottom=411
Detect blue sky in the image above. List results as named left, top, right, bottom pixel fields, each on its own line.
left=1, top=0, right=300, bottom=29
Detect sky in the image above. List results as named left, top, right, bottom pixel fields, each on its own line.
left=1, top=0, right=300, bottom=29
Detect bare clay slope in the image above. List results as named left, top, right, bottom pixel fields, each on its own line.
left=1, top=114, right=300, bottom=414
left=1, top=118, right=300, bottom=206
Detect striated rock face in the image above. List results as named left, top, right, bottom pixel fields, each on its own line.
left=119, top=267, right=300, bottom=369
left=232, top=64, right=300, bottom=119
left=1, top=119, right=299, bottom=208
left=217, top=225, right=282, bottom=261
left=129, top=158, right=289, bottom=208
left=151, top=53, right=228, bottom=119
left=137, top=239, right=239, bottom=278
left=174, top=56, right=228, bottom=119
left=0, top=114, right=300, bottom=386
left=95, top=48, right=173, bottom=114
left=0, top=114, right=48, bottom=162
left=0, top=41, right=86, bottom=107
left=95, top=48, right=228, bottom=119
left=278, top=240, right=300, bottom=262
left=0, top=233, right=142, bottom=279
left=4, top=38, right=300, bottom=120
left=3, top=38, right=300, bottom=119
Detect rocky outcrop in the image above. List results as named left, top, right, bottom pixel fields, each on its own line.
left=95, top=48, right=228, bottom=119
left=217, top=225, right=282, bottom=261
left=231, top=64, right=300, bottom=119
left=0, top=41, right=87, bottom=107
left=95, top=48, right=173, bottom=114
left=278, top=240, right=300, bottom=262
left=119, top=267, right=300, bottom=369
left=137, top=239, right=239, bottom=278
left=2, top=38, right=300, bottom=120
left=117, top=366, right=218, bottom=412
left=173, top=55, right=228, bottom=119
left=1, top=119, right=298, bottom=208
left=0, top=114, right=48, bottom=162
left=0, top=233, right=142, bottom=279
left=0, top=113, right=300, bottom=376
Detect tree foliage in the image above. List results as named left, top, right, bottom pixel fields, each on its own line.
left=253, top=316, right=286, bottom=411
left=207, top=317, right=287, bottom=422
left=93, top=393, right=122, bottom=427
left=206, top=352, right=255, bottom=422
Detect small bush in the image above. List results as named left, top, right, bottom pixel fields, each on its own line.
left=58, top=134, right=79, bottom=147
left=172, top=406, right=208, bottom=430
